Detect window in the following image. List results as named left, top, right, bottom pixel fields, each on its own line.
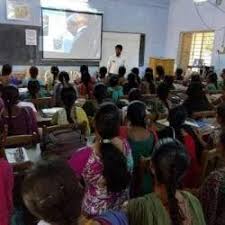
left=178, top=31, right=215, bottom=69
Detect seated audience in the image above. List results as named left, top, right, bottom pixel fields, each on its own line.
left=131, top=67, right=141, bottom=84
left=126, top=101, right=156, bottom=196
left=155, top=65, right=165, bottom=82
left=158, top=106, right=203, bottom=188
left=199, top=130, right=225, bottom=225
left=141, top=67, right=156, bottom=94
left=22, top=160, right=128, bottom=225
left=52, top=87, right=90, bottom=135
left=0, top=86, right=38, bottom=135
left=0, top=64, right=19, bottom=86
left=123, top=73, right=139, bottom=95
left=78, top=65, right=94, bottom=98
left=53, top=71, right=76, bottom=107
left=206, top=72, right=220, bottom=94
left=22, top=66, right=44, bottom=87
left=0, top=156, right=13, bottom=225
left=175, top=68, right=184, bottom=80
left=164, top=75, right=175, bottom=90
left=127, top=138, right=206, bottom=225
left=69, top=103, right=133, bottom=216
left=108, top=75, right=124, bottom=103
left=191, top=72, right=202, bottom=83
left=118, top=66, right=127, bottom=86
left=45, top=66, right=60, bottom=93
left=183, top=82, right=212, bottom=117
left=97, top=66, right=107, bottom=84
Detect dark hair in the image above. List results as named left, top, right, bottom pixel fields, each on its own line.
left=131, top=68, right=141, bottom=84
left=118, top=66, right=126, bottom=78
left=217, top=103, right=225, bottom=125
left=127, top=101, right=146, bottom=128
left=164, top=76, right=174, bottom=90
left=156, top=65, right=165, bottom=80
left=125, top=73, right=139, bottom=93
left=94, top=83, right=108, bottom=104
left=128, top=88, right=142, bottom=102
left=144, top=67, right=156, bottom=94
left=175, top=68, right=183, bottom=80
left=152, top=138, right=189, bottom=225
left=1, top=64, right=12, bottom=76
left=157, top=83, right=170, bottom=109
left=208, top=72, right=218, bottom=89
left=95, top=103, right=130, bottom=193
left=58, top=71, right=70, bottom=85
left=61, top=87, right=77, bottom=124
left=28, top=80, right=41, bottom=99
left=2, top=86, right=19, bottom=135
left=22, top=160, right=83, bottom=225
left=109, top=75, right=119, bottom=87
left=51, top=66, right=59, bottom=87
left=80, top=65, right=91, bottom=96
left=191, top=73, right=201, bottom=83
left=29, top=66, right=39, bottom=79
left=115, top=44, right=123, bottom=50
left=99, top=67, right=107, bottom=79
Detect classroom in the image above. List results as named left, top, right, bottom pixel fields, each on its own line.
left=1, top=0, right=225, bottom=225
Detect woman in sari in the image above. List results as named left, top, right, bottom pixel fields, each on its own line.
left=127, top=138, right=206, bottom=225
left=22, top=160, right=128, bottom=225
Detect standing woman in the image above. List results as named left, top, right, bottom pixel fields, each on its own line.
left=69, top=103, right=133, bottom=216
left=127, top=138, right=206, bottom=225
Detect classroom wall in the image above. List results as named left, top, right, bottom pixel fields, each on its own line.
left=0, top=0, right=169, bottom=73
left=165, top=0, right=225, bottom=71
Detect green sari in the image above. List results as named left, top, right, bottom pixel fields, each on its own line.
left=127, top=191, right=206, bottom=225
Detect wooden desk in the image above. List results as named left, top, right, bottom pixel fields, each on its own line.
left=36, top=112, right=52, bottom=127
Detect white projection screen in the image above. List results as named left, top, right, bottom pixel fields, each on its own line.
left=42, top=8, right=103, bottom=60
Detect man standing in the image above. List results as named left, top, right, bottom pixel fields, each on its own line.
left=107, top=45, right=125, bottom=76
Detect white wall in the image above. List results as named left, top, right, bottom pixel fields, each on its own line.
left=165, top=0, right=225, bottom=70
left=0, top=0, right=169, bottom=73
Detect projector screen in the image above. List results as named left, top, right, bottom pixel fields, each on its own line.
left=42, top=8, right=102, bottom=60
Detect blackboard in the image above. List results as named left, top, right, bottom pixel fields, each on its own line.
left=0, top=24, right=40, bottom=65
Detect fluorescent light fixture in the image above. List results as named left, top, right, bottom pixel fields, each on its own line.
left=193, top=0, right=208, bottom=3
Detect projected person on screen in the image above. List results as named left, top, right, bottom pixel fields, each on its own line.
left=107, top=45, right=126, bottom=76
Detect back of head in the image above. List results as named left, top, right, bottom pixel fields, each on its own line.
left=94, top=83, right=108, bottom=104
left=109, top=75, right=119, bottom=87
left=28, top=81, right=41, bottom=99
left=22, top=160, right=83, bottom=225
left=152, top=138, right=189, bottom=225
left=51, top=66, right=59, bottom=76
left=157, top=82, right=169, bottom=101
left=2, top=64, right=12, bottom=76
left=99, top=67, right=107, bottom=79
left=191, top=72, right=201, bottom=83
left=127, top=73, right=138, bottom=88
left=61, top=87, right=77, bottom=108
left=131, top=67, right=139, bottom=76
left=127, top=101, right=146, bottom=128
left=80, top=65, right=89, bottom=75
left=144, top=67, right=154, bottom=82
left=118, top=66, right=126, bottom=77
left=29, top=66, right=39, bottom=79
left=175, top=68, right=183, bottom=80
left=95, top=103, right=130, bottom=193
left=156, top=65, right=165, bottom=80
left=168, top=106, right=187, bottom=129
left=128, top=88, right=142, bottom=102
left=58, top=71, right=70, bottom=85
left=207, top=72, right=218, bottom=87
left=164, top=76, right=174, bottom=88
left=80, top=65, right=91, bottom=85
left=186, top=82, right=204, bottom=99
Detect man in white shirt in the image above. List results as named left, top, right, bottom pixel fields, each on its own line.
left=107, top=44, right=126, bottom=76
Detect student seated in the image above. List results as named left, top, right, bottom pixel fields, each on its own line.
left=131, top=67, right=141, bottom=85
left=78, top=65, right=94, bottom=98
left=127, top=138, right=206, bottom=225
left=141, top=67, right=156, bottom=94
left=199, top=130, right=225, bottom=225
left=53, top=71, right=77, bottom=107
left=155, top=65, right=165, bottom=82
left=107, top=75, right=124, bottom=103
left=52, top=87, right=90, bottom=135
left=118, top=66, right=127, bottom=86
left=175, top=68, right=184, bottom=81
left=0, top=64, right=19, bottom=86
left=0, top=156, right=13, bottom=225
left=183, top=82, right=213, bottom=117
left=0, top=86, right=38, bottom=136
left=22, top=66, right=44, bottom=87
left=97, top=66, right=108, bottom=84
left=206, top=72, right=221, bottom=94
left=123, top=73, right=139, bottom=95
left=22, top=159, right=128, bottom=225
left=126, top=101, right=157, bottom=196
left=45, top=66, right=60, bottom=93
left=158, top=106, right=204, bottom=188
left=69, top=103, right=133, bottom=216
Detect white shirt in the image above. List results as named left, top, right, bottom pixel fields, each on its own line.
left=107, top=55, right=125, bottom=75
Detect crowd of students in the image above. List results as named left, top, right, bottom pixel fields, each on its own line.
left=1, top=62, right=225, bottom=225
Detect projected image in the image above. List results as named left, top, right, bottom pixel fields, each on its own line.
left=42, top=9, right=102, bottom=60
